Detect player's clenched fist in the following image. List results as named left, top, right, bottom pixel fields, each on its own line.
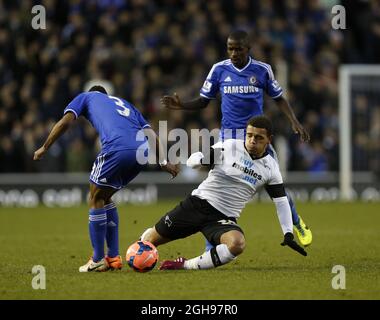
left=33, top=146, right=47, bottom=160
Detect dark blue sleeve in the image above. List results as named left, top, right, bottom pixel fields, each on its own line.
left=264, top=65, right=283, bottom=99
left=200, top=64, right=220, bottom=99
left=64, top=93, right=88, bottom=118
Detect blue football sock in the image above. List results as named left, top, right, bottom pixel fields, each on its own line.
left=89, top=208, right=107, bottom=262
left=104, top=203, right=119, bottom=258
left=286, top=192, right=300, bottom=225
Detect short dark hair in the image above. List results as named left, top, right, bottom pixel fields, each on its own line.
left=88, top=85, right=108, bottom=95
left=228, top=30, right=250, bottom=48
left=247, top=116, right=273, bottom=137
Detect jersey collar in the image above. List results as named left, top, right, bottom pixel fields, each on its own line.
left=231, top=56, right=252, bottom=73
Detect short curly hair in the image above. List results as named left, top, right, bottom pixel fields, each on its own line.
left=247, top=116, right=273, bottom=137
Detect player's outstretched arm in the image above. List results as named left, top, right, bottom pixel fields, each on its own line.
left=161, top=93, right=210, bottom=110
left=266, top=184, right=307, bottom=256
left=33, top=112, right=76, bottom=160
left=274, top=96, right=310, bottom=142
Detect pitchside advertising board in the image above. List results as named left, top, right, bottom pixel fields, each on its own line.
left=0, top=173, right=379, bottom=207
left=0, top=185, right=158, bottom=207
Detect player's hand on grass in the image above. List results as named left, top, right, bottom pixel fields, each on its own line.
left=161, top=162, right=180, bottom=179
left=291, top=121, right=310, bottom=143
left=33, top=146, right=47, bottom=160
left=161, top=93, right=182, bottom=109
left=281, top=232, right=307, bottom=256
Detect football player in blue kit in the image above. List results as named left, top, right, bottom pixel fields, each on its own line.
left=34, top=85, right=179, bottom=272
left=161, top=30, right=312, bottom=248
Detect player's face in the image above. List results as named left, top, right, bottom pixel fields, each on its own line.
left=227, top=38, right=250, bottom=68
left=245, top=125, right=271, bottom=157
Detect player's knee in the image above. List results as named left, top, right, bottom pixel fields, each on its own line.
left=228, top=237, right=245, bottom=256
left=226, top=235, right=245, bottom=256
left=221, top=231, right=245, bottom=256
left=89, top=190, right=106, bottom=208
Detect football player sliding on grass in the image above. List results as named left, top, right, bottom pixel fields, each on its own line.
left=140, top=116, right=307, bottom=270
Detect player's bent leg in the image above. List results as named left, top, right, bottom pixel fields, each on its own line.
left=161, top=231, right=244, bottom=271
left=205, top=218, right=245, bottom=255
left=83, top=183, right=117, bottom=270
left=142, top=226, right=188, bottom=271
left=140, top=226, right=173, bottom=247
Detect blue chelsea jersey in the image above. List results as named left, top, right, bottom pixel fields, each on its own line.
left=200, top=56, right=283, bottom=131
left=64, top=92, right=151, bottom=152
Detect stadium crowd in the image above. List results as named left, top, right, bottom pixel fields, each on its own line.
left=0, top=0, right=378, bottom=174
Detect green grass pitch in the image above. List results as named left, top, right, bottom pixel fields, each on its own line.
left=0, top=201, right=379, bottom=300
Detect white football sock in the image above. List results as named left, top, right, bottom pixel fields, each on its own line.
left=184, top=244, right=236, bottom=270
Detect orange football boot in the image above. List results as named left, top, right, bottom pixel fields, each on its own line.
left=105, top=255, right=123, bottom=270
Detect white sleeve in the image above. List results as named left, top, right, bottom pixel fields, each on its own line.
left=268, top=160, right=291, bottom=234
left=186, top=152, right=204, bottom=169
left=273, top=196, right=293, bottom=235
left=268, top=160, right=283, bottom=185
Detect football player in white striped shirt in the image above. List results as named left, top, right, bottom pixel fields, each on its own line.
left=140, top=116, right=307, bottom=270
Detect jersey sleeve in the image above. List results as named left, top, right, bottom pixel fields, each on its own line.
left=264, top=64, right=283, bottom=99
left=268, top=161, right=284, bottom=186
left=127, top=101, right=151, bottom=129
left=265, top=161, right=286, bottom=198
left=199, top=141, right=224, bottom=167
left=136, top=110, right=151, bottom=129
left=200, top=63, right=220, bottom=99
left=64, top=93, right=88, bottom=118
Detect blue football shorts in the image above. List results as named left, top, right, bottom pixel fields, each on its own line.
left=89, top=149, right=144, bottom=190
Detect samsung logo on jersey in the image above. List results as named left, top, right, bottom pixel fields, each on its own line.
left=223, top=85, right=259, bottom=94
left=232, top=162, right=262, bottom=180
